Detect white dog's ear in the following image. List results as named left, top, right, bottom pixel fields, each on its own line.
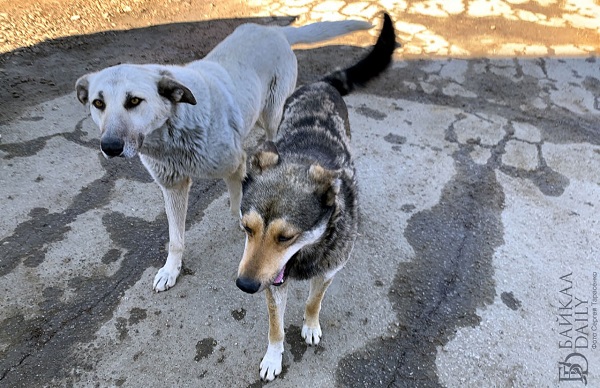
left=158, top=77, right=197, bottom=105
left=75, top=75, right=90, bottom=104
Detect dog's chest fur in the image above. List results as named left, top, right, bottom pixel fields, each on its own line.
left=139, top=85, right=245, bottom=187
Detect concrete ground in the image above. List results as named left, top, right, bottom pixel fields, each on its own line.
left=1, top=0, right=600, bottom=387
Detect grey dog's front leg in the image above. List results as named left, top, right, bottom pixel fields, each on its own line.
left=153, top=177, right=192, bottom=292
left=302, top=276, right=333, bottom=345
left=260, top=284, right=288, bottom=381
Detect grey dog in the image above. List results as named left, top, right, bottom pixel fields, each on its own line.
left=235, top=13, right=397, bottom=381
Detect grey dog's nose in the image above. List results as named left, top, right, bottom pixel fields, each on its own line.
left=100, top=137, right=124, bottom=157
left=236, top=277, right=261, bottom=294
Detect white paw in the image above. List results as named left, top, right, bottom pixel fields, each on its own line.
left=259, top=345, right=283, bottom=381
left=301, top=323, right=322, bottom=345
left=153, top=266, right=180, bottom=292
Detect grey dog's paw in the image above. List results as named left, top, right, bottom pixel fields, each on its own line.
left=301, top=323, right=322, bottom=345
left=259, top=344, right=283, bottom=381
left=153, top=267, right=179, bottom=292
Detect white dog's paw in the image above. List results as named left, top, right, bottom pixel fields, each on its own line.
left=259, top=345, right=283, bottom=382
left=301, top=323, right=322, bottom=345
left=153, top=266, right=180, bottom=292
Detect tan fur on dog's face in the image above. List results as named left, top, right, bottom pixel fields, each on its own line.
left=238, top=210, right=327, bottom=292
left=238, top=211, right=301, bottom=288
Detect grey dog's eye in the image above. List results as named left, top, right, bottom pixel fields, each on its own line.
left=277, top=235, right=294, bottom=243
left=243, top=225, right=254, bottom=236
left=92, top=99, right=105, bottom=110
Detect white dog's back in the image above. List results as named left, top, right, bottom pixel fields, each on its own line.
left=200, top=20, right=372, bottom=139
left=200, top=25, right=295, bottom=139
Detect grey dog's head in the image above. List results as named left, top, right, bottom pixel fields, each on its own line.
left=236, top=142, right=341, bottom=294
left=75, top=64, right=196, bottom=158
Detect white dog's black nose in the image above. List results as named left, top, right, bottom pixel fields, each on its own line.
left=236, top=277, right=261, bottom=294
left=100, top=137, right=124, bottom=157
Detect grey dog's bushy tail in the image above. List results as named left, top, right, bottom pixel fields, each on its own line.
left=321, top=13, right=397, bottom=96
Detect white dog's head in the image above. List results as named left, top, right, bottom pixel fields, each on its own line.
left=75, top=64, right=196, bottom=158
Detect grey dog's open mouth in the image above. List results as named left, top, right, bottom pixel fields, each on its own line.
left=272, top=265, right=286, bottom=286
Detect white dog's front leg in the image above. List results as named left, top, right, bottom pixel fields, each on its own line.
left=260, top=284, right=288, bottom=381
left=153, top=178, right=192, bottom=292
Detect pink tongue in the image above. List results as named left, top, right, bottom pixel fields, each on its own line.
left=274, top=266, right=285, bottom=284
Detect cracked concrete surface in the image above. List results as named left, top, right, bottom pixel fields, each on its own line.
left=1, top=0, right=600, bottom=387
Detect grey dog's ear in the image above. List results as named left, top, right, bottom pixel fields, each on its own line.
left=308, top=164, right=342, bottom=207
left=250, top=141, right=280, bottom=173
left=75, top=75, right=90, bottom=104
left=158, top=77, right=197, bottom=105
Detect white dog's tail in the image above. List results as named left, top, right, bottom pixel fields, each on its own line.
left=281, top=20, right=372, bottom=46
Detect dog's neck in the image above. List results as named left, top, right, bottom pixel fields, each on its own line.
left=140, top=99, right=210, bottom=154
left=140, top=117, right=207, bottom=158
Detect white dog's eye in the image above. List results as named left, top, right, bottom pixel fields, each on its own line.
left=126, top=97, right=143, bottom=109
left=92, top=99, right=105, bottom=110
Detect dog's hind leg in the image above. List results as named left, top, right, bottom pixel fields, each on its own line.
left=260, top=284, right=288, bottom=381
left=302, top=276, right=333, bottom=345
left=262, top=68, right=297, bottom=141
left=224, top=152, right=246, bottom=216
left=153, top=177, right=192, bottom=292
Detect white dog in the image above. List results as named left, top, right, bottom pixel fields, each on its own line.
left=75, top=19, right=371, bottom=292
